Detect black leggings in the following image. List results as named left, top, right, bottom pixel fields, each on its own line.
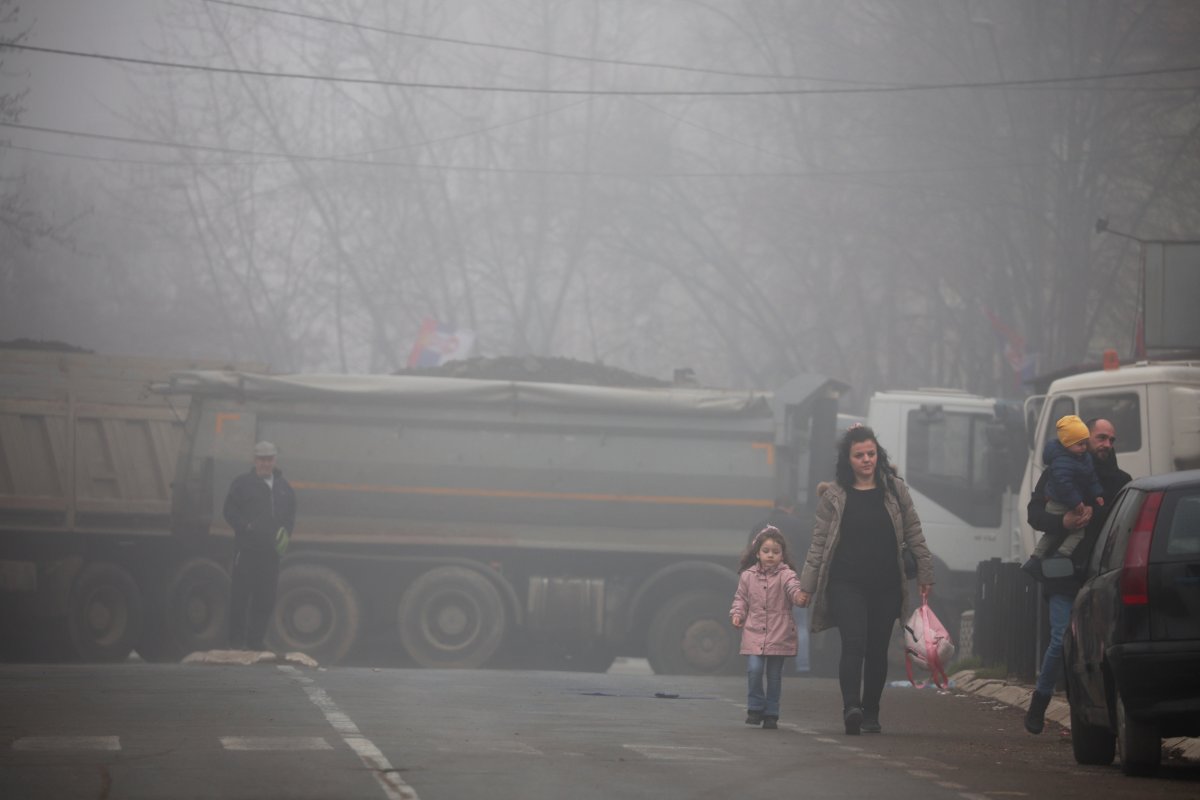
left=828, top=579, right=900, bottom=714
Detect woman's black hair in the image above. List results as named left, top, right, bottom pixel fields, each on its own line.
left=737, top=525, right=797, bottom=572
left=835, top=425, right=897, bottom=494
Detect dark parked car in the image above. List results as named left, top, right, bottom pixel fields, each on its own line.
left=1063, top=469, right=1200, bottom=775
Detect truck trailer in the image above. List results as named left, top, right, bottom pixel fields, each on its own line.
left=161, top=369, right=844, bottom=673
left=0, top=348, right=261, bottom=663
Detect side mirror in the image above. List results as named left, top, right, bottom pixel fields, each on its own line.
left=1040, top=556, right=1075, bottom=579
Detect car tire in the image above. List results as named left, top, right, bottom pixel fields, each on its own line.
left=1116, top=687, right=1161, bottom=776
left=1068, top=686, right=1115, bottom=765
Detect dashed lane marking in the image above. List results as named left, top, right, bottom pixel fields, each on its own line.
left=907, top=769, right=940, bottom=779
left=220, top=737, right=333, bottom=751
left=624, top=745, right=739, bottom=762
left=12, top=736, right=120, bottom=751
left=936, top=782, right=966, bottom=790
left=278, top=665, right=418, bottom=800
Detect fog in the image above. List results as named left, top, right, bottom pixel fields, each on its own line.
left=3, top=0, right=1199, bottom=408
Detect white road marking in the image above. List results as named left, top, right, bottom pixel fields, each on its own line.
left=858, top=753, right=886, bottom=759
left=907, top=769, right=940, bottom=778
left=12, top=736, right=120, bottom=751
left=220, top=737, right=332, bottom=751
left=624, top=744, right=739, bottom=762
left=279, top=665, right=418, bottom=800
left=937, top=781, right=967, bottom=790
left=815, top=737, right=840, bottom=744
left=838, top=745, right=864, bottom=752
left=487, top=741, right=544, bottom=755
left=914, top=755, right=959, bottom=770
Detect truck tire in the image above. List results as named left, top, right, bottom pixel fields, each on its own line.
left=67, top=561, right=144, bottom=662
left=269, top=564, right=361, bottom=664
left=1116, top=686, right=1160, bottom=776
left=397, top=566, right=507, bottom=669
left=646, top=591, right=739, bottom=675
left=138, top=558, right=230, bottom=662
left=1069, top=689, right=1115, bottom=765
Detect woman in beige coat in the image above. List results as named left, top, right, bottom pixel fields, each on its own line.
left=797, top=425, right=934, bottom=735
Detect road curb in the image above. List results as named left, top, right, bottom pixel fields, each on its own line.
left=950, top=669, right=1200, bottom=762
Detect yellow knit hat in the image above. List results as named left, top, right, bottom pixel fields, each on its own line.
left=1056, top=415, right=1090, bottom=447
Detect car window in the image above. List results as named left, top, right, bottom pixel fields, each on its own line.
left=1077, top=393, right=1141, bottom=453
left=1097, top=489, right=1143, bottom=573
left=1163, top=491, right=1200, bottom=557
left=1044, top=396, right=1075, bottom=444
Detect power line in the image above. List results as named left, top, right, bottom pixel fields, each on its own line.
left=4, top=41, right=1199, bottom=96
left=0, top=120, right=1146, bottom=179
left=204, top=0, right=882, bottom=86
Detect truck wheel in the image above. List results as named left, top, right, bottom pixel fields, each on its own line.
left=1116, top=686, right=1160, bottom=775
left=1068, top=683, right=1115, bottom=765
left=67, top=561, right=144, bottom=662
left=269, top=564, right=361, bottom=664
left=397, top=567, right=506, bottom=669
left=522, top=642, right=617, bottom=673
left=139, top=558, right=230, bottom=662
left=646, top=591, right=738, bottom=675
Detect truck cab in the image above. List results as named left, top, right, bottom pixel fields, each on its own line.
left=866, top=389, right=1026, bottom=628
left=1018, top=361, right=1200, bottom=557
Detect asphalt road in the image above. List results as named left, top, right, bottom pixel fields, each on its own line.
left=2, top=660, right=1197, bottom=800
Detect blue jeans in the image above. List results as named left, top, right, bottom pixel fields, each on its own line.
left=747, top=654, right=786, bottom=717
left=794, top=607, right=810, bottom=672
left=1035, top=593, right=1073, bottom=696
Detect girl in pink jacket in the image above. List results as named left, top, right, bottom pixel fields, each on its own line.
left=730, top=525, right=806, bottom=729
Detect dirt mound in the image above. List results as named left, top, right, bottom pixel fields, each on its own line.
left=0, top=339, right=93, bottom=353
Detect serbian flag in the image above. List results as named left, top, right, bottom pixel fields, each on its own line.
left=983, top=307, right=1037, bottom=383
left=406, top=318, right=476, bottom=368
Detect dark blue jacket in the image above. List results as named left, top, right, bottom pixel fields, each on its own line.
left=222, top=468, right=297, bottom=552
left=1041, top=438, right=1103, bottom=509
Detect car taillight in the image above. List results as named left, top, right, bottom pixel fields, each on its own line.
left=1120, top=490, right=1163, bottom=606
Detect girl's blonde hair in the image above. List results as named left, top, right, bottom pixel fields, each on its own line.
left=737, top=525, right=797, bottom=572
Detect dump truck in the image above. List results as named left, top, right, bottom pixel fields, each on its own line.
left=1, top=348, right=845, bottom=671
left=0, top=348, right=261, bottom=663
left=160, top=369, right=845, bottom=672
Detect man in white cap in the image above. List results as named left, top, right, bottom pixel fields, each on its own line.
left=222, top=441, right=297, bottom=650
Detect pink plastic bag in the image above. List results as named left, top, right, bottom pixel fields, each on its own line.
left=903, top=592, right=955, bottom=689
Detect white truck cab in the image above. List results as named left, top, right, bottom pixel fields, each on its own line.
left=866, top=388, right=1026, bottom=625
left=1018, top=360, right=1200, bottom=556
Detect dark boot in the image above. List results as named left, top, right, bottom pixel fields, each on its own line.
left=1025, top=691, right=1052, bottom=735
left=1020, top=556, right=1042, bottom=580
left=843, top=705, right=863, bottom=735
left=762, top=715, right=778, bottom=730
left=860, top=710, right=881, bottom=733
left=745, top=710, right=764, bottom=725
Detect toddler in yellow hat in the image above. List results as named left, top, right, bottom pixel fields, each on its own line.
left=1031, top=415, right=1105, bottom=560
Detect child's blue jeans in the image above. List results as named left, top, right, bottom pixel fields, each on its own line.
left=747, top=654, right=786, bottom=717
